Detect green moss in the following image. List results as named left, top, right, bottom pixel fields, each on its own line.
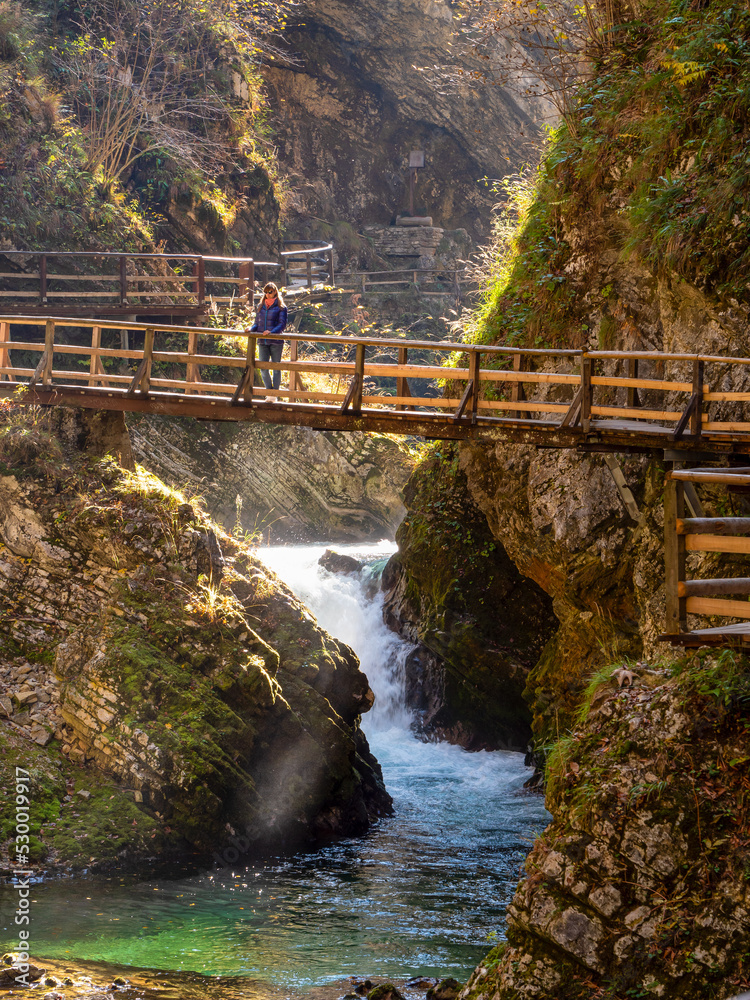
left=0, top=725, right=172, bottom=868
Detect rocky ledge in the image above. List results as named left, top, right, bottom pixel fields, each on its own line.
left=0, top=409, right=391, bottom=873
left=460, top=653, right=750, bottom=1000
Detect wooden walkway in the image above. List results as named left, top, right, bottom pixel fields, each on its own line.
left=0, top=246, right=334, bottom=318
left=2, top=315, right=750, bottom=451
left=3, top=313, right=750, bottom=647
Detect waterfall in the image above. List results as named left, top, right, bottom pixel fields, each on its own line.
left=17, top=541, right=550, bottom=990
left=257, top=541, right=412, bottom=730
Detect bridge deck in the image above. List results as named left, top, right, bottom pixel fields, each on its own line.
left=2, top=313, right=750, bottom=452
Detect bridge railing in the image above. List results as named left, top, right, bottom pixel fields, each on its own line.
left=664, top=467, right=750, bottom=642
left=0, top=246, right=334, bottom=316
left=1, top=316, right=750, bottom=442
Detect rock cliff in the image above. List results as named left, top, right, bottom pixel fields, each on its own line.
left=127, top=415, right=414, bottom=543
left=0, top=408, right=391, bottom=872
left=382, top=444, right=556, bottom=750
left=261, top=0, right=551, bottom=244
left=460, top=652, right=750, bottom=999
left=383, top=0, right=750, bottom=990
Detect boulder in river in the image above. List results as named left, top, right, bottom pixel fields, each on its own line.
left=319, top=549, right=363, bottom=575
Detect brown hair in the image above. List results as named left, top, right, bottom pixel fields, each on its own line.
left=262, top=282, right=285, bottom=308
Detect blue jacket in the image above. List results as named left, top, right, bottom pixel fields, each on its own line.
left=251, top=301, right=288, bottom=344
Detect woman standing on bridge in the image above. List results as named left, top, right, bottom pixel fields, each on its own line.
left=251, top=282, right=288, bottom=400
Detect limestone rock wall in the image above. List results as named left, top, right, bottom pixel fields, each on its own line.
left=0, top=412, right=391, bottom=870
left=381, top=446, right=557, bottom=750
left=459, top=654, right=750, bottom=999
left=127, top=415, right=414, bottom=543
left=261, top=0, right=552, bottom=244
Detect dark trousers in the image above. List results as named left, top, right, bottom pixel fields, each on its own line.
left=259, top=340, right=283, bottom=390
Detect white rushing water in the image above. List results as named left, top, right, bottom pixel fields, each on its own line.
left=11, top=541, right=550, bottom=990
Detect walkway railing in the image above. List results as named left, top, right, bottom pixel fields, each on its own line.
left=663, top=467, right=750, bottom=646
left=0, top=245, right=334, bottom=317
left=1, top=315, right=750, bottom=450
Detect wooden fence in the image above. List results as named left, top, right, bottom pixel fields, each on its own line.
left=1, top=316, right=750, bottom=449
left=0, top=244, right=334, bottom=317
left=663, top=467, right=750, bottom=645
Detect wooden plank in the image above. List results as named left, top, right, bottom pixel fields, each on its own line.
left=559, top=386, right=583, bottom=428
left=671, top=470, right=750, bottom=485
left=0, top=321, right=9, bottom=382
left=581, top=355, right=592, bottom=433
left=664, top=477, right=687, bottom=633
left=27, top=351, right=48, bottom=389
left=510, top=353, right=526, bottom=417
left=42, top=273, right=121, bottom=281
left=352, top=343, right=365, bottom=413
left=591, top=374, right=696, bottom=392
left=487, top=400, right=570, bottom=413
left=679, top=578, right=750, bottom=597
left=186, top=329, right=201, bottom=393
left=454, top=380, right=473, bottom=421
left=590, top=405, right=683, bottom=421
left=685, top=534, right=750, bottom=553
left=45, top=292, right=124, bottom=298
left=704, top=391, right=750, bottom=402
left=89, top=326, right=106, bottom=386
left=677, top=517, right=750, bottom=536
left=396, top=346, right=412, bottom=412
left=468, top=350, right=480, bottom=422
left=481, top=370, right=580, bottom=385
left=245, top=335, right=256, bottom=402
left=686, top=596, right=750, bottom=619
left=703, top=421, right=750, bottom=432
left=626, top=358, right=640, bottom=408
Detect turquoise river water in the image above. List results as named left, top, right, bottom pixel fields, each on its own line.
left=1, top=543, right=549, bottom=997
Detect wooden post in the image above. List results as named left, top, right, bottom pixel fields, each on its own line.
left=352, top=343, right=365, bottom=414
left=468, top=349, right=480, bottom=422
left=0, top=321, right=10, bottom=380
left=141, top=327, right=154, bottom=394
left=627, top=357, right=641, bottom=408
left=192, top=258, right=205, bottom=309
left=664, top=475, right=687, bottom=634
left=42, top=319, right=55, bottom=386
left=187, top=328, right=201, bottom=393
left=581, top=354, right=593, bottom=433
left=245, top=335, right=256, bottom=401
left=396, top=346, right=412, bottom=411
left=39, top=255, right=47, bottom=305
left=691, top=358, right=705, bottom=438
left=281, top=256, right=287, bottom=289
left=289, top=339, right=300, bottom=402
left=238, top=262, right=251, bottom=303
left=119, top=256, right=128, bottom=305
left=510, top=353, right=526, bottom=417
left=328, top=247, right=334, bottom=286
left=306, top=255, right=312, bottom=290
left=89, top=326, right=106, bottom=385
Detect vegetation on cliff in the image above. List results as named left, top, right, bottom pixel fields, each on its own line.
left=0, top=405, right=390, bottom=872
left=467, top=0, right=750, bottom=349
left=0, top=0, right=287, bottom=255
left=460, top=651, right=750, bottom=998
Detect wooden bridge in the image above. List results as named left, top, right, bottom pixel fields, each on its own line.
left=2, top=311, right=750, bottom=646
left=0, top=246, right=335, bottom=318
left=0, top=247, right=471, bottom=319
